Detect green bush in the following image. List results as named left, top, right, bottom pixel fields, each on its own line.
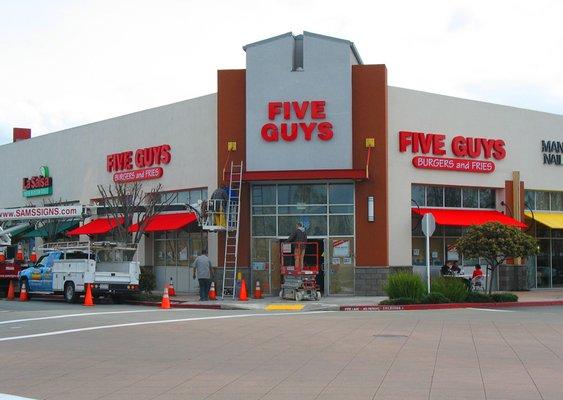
left=422, top=292, right=451, bottom=304
left=384, top=272, right=426, bottom=302
left=490, top=292, right=518, bottom=302
left=379, top=297, right=418, bottom=305
left=466, top=292, right=494, bottom=303
left=139, top=266, right=156, bottom=294
left=431, top=277, right=468, bottom=303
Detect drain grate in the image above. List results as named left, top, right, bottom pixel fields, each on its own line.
left=374, top=334, right=409, bottom=339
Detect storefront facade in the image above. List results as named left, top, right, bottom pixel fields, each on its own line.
left=1, top=31, right=562, bottom=294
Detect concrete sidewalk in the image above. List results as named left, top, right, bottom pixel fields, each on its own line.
left=133, top=290, right=563, bottom=311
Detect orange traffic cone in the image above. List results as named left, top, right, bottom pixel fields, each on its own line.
left=83, top=283, right=94, bottom=306
left=16, top=245, right=23, bottom=262
left=161, top=286, right=171, bottom=309
left=19, top=281, right=29, bottom=301
left=239, top=279, right=248, bottom=301
left=6, top=280, right=15, bottom=300
left=168, top=277, right=176, bottom=296
left=0, top=250, right=5, bottom=262
left=30, top=248, right=37, bottom=264
left=253, top=280, right=262, bottom=299
left=208, top=281, right=217, bottom=300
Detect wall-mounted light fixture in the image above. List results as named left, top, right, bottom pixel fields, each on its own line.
left=368, top=196, right=375, bottom=222
left=227, top=141, right=237, bottom=151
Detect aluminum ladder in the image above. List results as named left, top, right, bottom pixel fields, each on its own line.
left=221, top=161, right=243, bottom=299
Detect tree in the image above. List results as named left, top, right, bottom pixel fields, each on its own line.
left=455, top=222, right=538, bottom=293
left=96, top=182, right=168, bottom=246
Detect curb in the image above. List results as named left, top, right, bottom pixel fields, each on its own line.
left=339, top=300, right=563, bottom=311
left=125, top=300, right=222, bottom=310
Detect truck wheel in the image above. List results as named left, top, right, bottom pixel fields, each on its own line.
left=64, top=282, right=78, bottom=303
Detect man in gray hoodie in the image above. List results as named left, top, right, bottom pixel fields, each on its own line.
left=287, top=222, right=307, bottom=270
left=192, top=250, right=213, bottom=301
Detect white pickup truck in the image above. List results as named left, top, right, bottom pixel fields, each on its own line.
left=19, top=241, right=140, bottom=303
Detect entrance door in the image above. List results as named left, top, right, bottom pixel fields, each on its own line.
left=328, top=237, right=354, bottom=294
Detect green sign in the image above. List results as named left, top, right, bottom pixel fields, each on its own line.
left=23, top=187, right=53, bottom=198
left=22, top=166, right=53, bottom=198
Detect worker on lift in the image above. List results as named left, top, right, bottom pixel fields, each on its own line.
left=286, top=222, right=307, bottom=270
left=210, top=185, right=228, bottom=226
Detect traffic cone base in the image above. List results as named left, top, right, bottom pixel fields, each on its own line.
left=161, top=286, right=171, bottom=309
left=253, top=280, right=262, bottom=300
left=208, top=281, right=217, bottom=300
left=239, top=279, right=248, bottom=301
left=6, top=280, right=15, bottom=301
left=83, top=283, right=94, bottom=306
left=19, top=282, right=29, bottom=302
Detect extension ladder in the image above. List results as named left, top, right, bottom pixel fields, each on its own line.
left=221, top=161, right=243, bottom=299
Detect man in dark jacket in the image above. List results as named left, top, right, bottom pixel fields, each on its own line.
left=287, top=222, right=307, bottom=270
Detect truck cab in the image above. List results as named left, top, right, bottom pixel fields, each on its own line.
left=19, top=251, right=62, bottom=293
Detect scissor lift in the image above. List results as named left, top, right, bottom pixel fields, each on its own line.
left=279, top=241, right=321, bottom=301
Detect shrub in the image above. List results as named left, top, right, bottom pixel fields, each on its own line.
left=384, top=272, right=426, bottom=302
left=422, top=292, right=451, bottom=304
left=139, top=266, right=156, bottom=294
left=466, top=292, right=494, bottom=303
left=379, top=297, right=418, bottom=305
left=490, top=292, right=518, bottom=302
left=431, top=277, right=468, bottom=303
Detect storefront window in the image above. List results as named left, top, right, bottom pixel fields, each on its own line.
left=462, top=188, right=478, bottom=208
left=536, top=191, right=550, bottom=210
left=278, top=184, right=326, bottom=205
left=552, top=239, right=563, bottom=287
left=525, top=190, right=536, bottom=210
left=411, top=185, right=425, bottom=206
left=154, top=231, right=207, bottom=267
left=329, top=183, right=354, bottom=204
left=551, top=192, right=563, bottom=211
left=252, top=216, right=276, bottom=237
left=329, top=215, right=354, bottom=236
left=537, top=239, right=551, bottom=288
left=427, top=186, right=444, bottom=207
left=278, top=205, right=327, bottom=214
left=479, top=188, right=495, bottom=209
left=252, top=185, right=276, bottom=205
left=278, top=215, right=327, bottom=236
left=444, top=187, right=461, bottom=207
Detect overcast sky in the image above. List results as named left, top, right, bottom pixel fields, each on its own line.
left=1, top=0, right=562, bottom=145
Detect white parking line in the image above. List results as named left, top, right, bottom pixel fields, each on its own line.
left=0, top=309, right=189, bottom=325
left=0, top=311, right=330, bottom=342
left=466, top=308, right=514, bottom=312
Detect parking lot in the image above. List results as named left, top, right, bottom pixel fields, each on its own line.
left=2, top=300, right=563, bottom=399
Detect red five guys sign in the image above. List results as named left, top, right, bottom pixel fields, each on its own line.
left=399, top=131, right=506, bottom=173
left=107, top=144, right=171, bottom=183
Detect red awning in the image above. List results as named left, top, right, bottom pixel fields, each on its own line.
left=412, top=208, right=526, bottom=228
left=67, top=217, right=124, bottom=236
left=128, top=212, right=198, bottom=232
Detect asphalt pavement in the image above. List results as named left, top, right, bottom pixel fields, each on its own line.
left=2, top=299, right=563, bottom=399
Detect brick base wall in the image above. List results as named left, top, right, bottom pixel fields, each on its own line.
left=354, top=266, right=413, bottom=296
left=497, top=265, right=528, bottom=291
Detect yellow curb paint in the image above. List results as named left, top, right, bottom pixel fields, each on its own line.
left=265, top=304, right=304, bottom=311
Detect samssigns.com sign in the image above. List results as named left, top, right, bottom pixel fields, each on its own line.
left=0, top=206, right=82, bottom=221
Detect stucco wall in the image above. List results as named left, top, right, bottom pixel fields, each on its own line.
left=0, top=93, right=219, bottom=265
left=388, top=86, right=563, bottom=266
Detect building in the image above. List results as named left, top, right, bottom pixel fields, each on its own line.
left=1, top=32, right=562, bottom=295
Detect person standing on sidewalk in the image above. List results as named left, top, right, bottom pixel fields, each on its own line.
left=192, top=250, right=213, bottom=301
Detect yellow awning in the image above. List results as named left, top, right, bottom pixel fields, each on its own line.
left=524, top=211, right=563, bottom=229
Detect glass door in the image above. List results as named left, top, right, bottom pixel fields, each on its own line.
left=328, top=237, right=354, bottom=294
